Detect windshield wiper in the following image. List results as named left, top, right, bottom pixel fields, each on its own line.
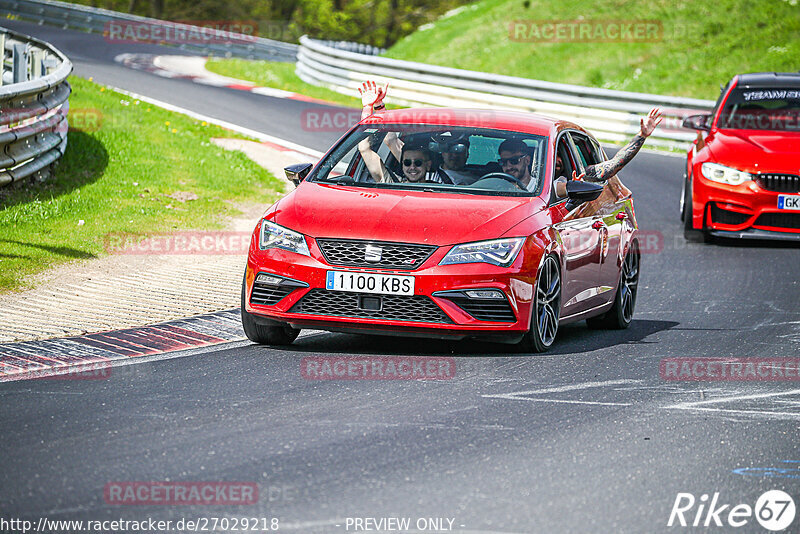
left=317, top=176, right=379, bottom=187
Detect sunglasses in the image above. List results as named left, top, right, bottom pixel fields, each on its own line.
left=402, top=159, right=427, bottom=167
left=499, top=155, right=526, bottom=166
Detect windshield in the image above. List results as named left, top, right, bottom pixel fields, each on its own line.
left=718, top=87, right=800, bottom=131
left=308, top=125, right=549, bottom=197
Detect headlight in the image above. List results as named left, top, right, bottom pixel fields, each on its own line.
left=439, top=238, right=525, bottom=267
left=259, top=221, right=310, bottom=257
left=701, top=163, right=752, bottom=185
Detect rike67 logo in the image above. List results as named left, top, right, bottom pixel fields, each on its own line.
left=668, top=490, right=796, bottom=531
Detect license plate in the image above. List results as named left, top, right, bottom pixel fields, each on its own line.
left=326, top=271, right=414, bottom=296
left=778, top=195, right=800, bottom=210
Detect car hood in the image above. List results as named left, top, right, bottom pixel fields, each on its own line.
left=270, top=183, right=543, bottom=246
left=707, top=130, right=800, bottom=173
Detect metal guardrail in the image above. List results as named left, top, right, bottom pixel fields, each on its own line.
left=297, top=36, right=716, bottom=149
left=312, top=39, right=385, bottom=57
left=0, top=0, right=299, bottom=61
left=0, top=0, right=713, bottom=150
left=0, top=24, right=71, bottom=187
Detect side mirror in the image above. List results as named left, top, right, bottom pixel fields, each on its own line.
left=566, top=180, right=604, bottom=203
left=284, top=163, right=313, bottom=187
left=682, top=114, right=711, bottom=131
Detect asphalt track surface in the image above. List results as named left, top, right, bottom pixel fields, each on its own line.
left=1, top=19, right=799, bottom=534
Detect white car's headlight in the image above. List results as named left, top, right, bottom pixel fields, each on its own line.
left=701, top=163, right=752, bottom=185
left=439, top=238, right=525, bottom=267
left=259, top=221, right=310, bottom=257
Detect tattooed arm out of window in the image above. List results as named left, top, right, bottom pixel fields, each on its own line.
left=573, top=108, right=663, bottom=183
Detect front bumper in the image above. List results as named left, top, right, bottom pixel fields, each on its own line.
left=691, top=172, right=800, bottom=237
left=708, top=228, right=800, bottom=242
left=244, top=235, right=541, bottom=342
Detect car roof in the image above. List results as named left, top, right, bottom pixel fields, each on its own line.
left=735, top=72, right=800, bottom=88
left=361, top=107, right=584, bottom=138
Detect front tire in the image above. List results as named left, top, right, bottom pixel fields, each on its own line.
left=682, top=178, right=707, bottom=243
left=519, top=254, right=561, bottom=353
left=586, top=241, right=640, bottom=330
left=241, top=273, right=300, bottom=345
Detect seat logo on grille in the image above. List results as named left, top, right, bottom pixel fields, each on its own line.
left=364, top=245, right=382, bottom=262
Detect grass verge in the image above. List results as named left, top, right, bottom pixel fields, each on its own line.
left=205, top=59, right=364, bottom=108
left=0, top=75, right=284, bottom=292
left=385, top=0, right=800, bottom=100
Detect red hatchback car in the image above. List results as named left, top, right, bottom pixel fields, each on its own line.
left=681, top=72, right=800, bottom=242
left=242, top=109, right=641, bottom=352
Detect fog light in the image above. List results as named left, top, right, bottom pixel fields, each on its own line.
left=465, top=289, right=505, bottom=299
left=256, top=273, right=283, bottom=285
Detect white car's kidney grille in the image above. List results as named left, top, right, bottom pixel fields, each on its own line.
left=316, top=239, right=436, bottom=270
left=289, top=290, right=452, bottom=323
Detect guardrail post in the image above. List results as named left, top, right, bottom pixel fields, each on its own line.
left=32, top=49, right=44, bottom=78
left=43, top=55, right=58, bottom=75
left=12, top=44, right=28, bottom=83
left=0, top=33, right=5, bottom=87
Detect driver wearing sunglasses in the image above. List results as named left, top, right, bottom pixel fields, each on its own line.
left=398, top=143, right=434, bottom=182
left=498, top=139, right=535, bottom=189
left=359, top=135, right=451, bottom=183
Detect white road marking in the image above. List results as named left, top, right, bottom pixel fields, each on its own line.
left=666, top=407, right=800, bottom=419
left=498, top=398, right=632, bottom=407
left=251, top=86, right=298, bottom=98
left=669, top=388, right=800, bottom=407
left=664, top=388, right=800, bottom=419
left=482, top=379, right=641, bottom=406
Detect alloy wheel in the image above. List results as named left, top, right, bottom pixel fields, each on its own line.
left=619, top=244, right=640, bottom=324
left=535, top=255, right=561, bottom=347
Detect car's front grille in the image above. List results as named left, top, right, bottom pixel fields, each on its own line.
left=289, top=290, right=452, bottom=323
left=316, top=239, right=437, bottom=270
left=250, top=274, right=308, bottom=306
left=755, top=174, right=800, bottom=193
left=439, top=296, right=516, bottom=323
left=710, top=203, right=750, bottom=226
left=250, top=283, right=295, bottom=306
left=754, top=212, right=800, bottom=230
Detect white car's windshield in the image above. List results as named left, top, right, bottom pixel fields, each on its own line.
left=308, top=125, right=549, bottom=197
